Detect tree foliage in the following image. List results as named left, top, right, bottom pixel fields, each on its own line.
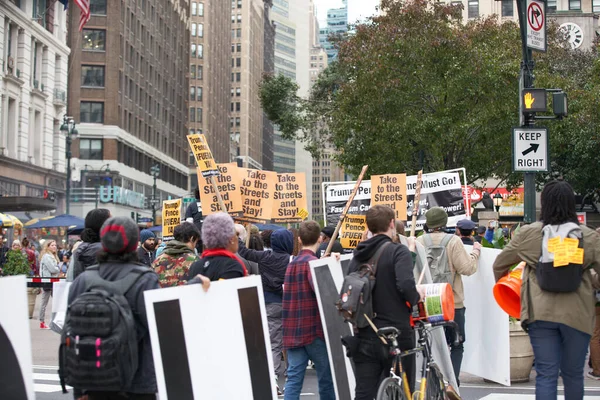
left=2, top=250, right=30, bottom=276
left=260, top=0, right=600, bottom=196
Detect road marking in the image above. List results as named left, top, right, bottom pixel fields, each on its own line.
left=32, top=365, right=59, bottom=370
left=480, top=395, right=600, bottom=400
left=462, top=384, right=600, bottom=392
left=33, top=372, right=60, bottom=382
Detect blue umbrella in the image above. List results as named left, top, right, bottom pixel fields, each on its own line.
left=255, top=223, right=286, bottom=231
left=26, top=214, right=85, bottom=229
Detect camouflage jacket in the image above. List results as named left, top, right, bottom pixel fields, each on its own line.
left=151, top=240, right=199, bottom=287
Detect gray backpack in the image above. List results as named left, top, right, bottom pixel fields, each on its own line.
left=59, top=265, right=152, bottom=393
left=422, top=234, right=454, bottom=286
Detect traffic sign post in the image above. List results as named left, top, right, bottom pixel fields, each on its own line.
left=526, top=0, right=546, bottom=52
left=512, top=128, right=549, bottom=172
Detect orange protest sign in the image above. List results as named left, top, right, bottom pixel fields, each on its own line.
left=238, top=168, right=277, bottom=223
left=371, top=174, right=407, bottom=220
left=340, top=215, right=367, bottom=249
left=186, top=134, right=219, bottom=177
left=272, top=173, right=308, bottom=223
left=162, top=199, right=182, bottom=240
left=198, top=163, right=243, bottom=216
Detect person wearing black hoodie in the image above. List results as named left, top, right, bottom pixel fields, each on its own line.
left=348, top=205, right=422, bottom=400
left=237, top=228, right=294, bottom=394
left=71, top=209, right=111, bottom=280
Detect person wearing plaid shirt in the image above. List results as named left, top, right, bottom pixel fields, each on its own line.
left=282, top=221, right=335, bottom=400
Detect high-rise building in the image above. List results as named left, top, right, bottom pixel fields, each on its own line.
left=0, top=1, right=70, bottom=213
left=67, top=0, right=190, bottom=220
left=262, top=0, right=276, bottom=171
left=319, top=0, right=347, bottom=61
left=189, top=0, right=231, bottom=192
left=231, top=0, right=266, bottom=170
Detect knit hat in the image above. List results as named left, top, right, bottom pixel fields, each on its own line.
left=81, top=208, right=111, bottom=243
left=321, top=226, right=335, bottom=239
left=425, top=207, right=448, bottom=229
left=100, top=217, right=139, bottom=255
left=140, top=229, right=156, bottom=243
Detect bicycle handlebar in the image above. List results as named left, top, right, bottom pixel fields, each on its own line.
left=416, top=320, right=460, bottom=346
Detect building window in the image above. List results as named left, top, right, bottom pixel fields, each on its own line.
left=190, top=86, right=196, bottom=101
left=191, top=2, right=197, bottom=15
left=190, top=107, right=195, bottom=122
left=80, top=102, right=104, bottom=123
left=501, top=0, right=513, bottom=16
left=79, top=139, right=103, bottom=160
left=547, top=0, right=557, bottom=11
left=237, top=43, right=242, bottom=52
left=199, top=3, right=204, bottom=16
left=191, top=43, right=196, bottom=57
left=235, top=117, right=240, bottom=127
left=191, top=23, right=197, bottom=36
left=236, top=88, right=241, bottom=96
left=569, top=0, right=581, bottom=9
left=191, top=64, right=196, bottom=79
left=90, top=0, right=107, bottom=15
left=198, top=24, right=203, bottom=37
left=468, top=0, right=479, bottom=18
left=236, top=58, right=241, bottom=67
left=198, top=44, right=203, bottom=58
left=197, top=87, right=203, bottom=101
left=82, top=29, right=106, bottom=51
left=236, top=72, right=241, bottom=82
left=236, top=102, right=241, bottom=112
left=594, top=0, right=600, bottom=11
left=237, top=14, right=242, bottom=22
left=237, top=28, right=242, bottom=38
left=198, top=66, right=203, bottom=80
left=81, top=65, right=105, bottom=87
left=197, top=108, right=203, bottom=123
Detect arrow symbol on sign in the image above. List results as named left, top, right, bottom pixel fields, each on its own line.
left=522, top=143, right=540, bottom=156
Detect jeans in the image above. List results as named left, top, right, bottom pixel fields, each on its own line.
left=528, top=320, right=590, bottom=400
left=445, top=307, right=466, bottom=386
left=284, top=338, right=335, bottom=400
left=266, top=302, right=285, bottom=378
left=353, top=331, right=416, bottom=400
left=39, top=288, right=52, bottom=323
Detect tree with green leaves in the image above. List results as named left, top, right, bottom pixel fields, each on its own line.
left=260, top=0, right=600, bottom=198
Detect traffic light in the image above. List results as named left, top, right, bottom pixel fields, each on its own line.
left=553, top=92, right=568, bottom=118
left=522, top=89, right=547, bottom=113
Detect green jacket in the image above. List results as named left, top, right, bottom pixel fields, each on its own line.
left=493, top=222, right=600, bottom=335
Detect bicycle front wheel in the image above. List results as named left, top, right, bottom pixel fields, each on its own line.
left=425, top=364, right=447, bottom=400
left=376, top=377, right=409, bottom=400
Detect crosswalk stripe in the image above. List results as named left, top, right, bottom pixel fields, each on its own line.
left=33, top=372, right=60, bottom=382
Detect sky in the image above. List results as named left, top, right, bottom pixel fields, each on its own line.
left=315, top=0, right=379, bottom=25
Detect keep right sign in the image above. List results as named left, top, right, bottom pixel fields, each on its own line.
left=526, top=0, right=546, bottom=52
left=512, top=127, right=549, bottom=172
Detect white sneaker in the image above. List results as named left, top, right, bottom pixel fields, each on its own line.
left=587, top=371, right=600, bottom=380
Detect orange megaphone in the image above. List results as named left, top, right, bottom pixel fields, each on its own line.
left=493, top=262, right=525, bottom=319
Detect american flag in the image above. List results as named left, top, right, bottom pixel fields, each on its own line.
left=75, top=0, right=91, bottom=31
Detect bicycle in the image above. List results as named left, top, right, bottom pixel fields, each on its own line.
left=375, top=320, right=461, bottom=400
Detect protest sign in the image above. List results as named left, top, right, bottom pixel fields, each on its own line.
left=198, top=163, right=243, bottom=216
left=186, top=134, right=219, bottom=178
left=272, top=172, right=308, bottom=223
left=323, top=181, right=371, bottom=228
left=162, top=199, right=181, bottom=240
left=0, top=276, right=35, bottom=400
left=370, top=174, right=407, bottom=220
left=462, top=246, right=510, bottom=386
left=238, top=169, right=277, bottom=223
left=144, top=276, right=276, bottom=399
left=339, top=215, right=367, bottom=249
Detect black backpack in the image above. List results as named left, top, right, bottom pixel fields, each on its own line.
left=336, top=242, right=390, bottom=329
left=59, top=265, right=152, bottom=393
left=537, top=222, right=584, bottom=293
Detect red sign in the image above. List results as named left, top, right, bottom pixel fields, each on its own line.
left=577, top=212, right=586, bottom=224
left=528, top=2, right=544, bottom=32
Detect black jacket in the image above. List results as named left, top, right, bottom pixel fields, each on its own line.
left=317, top=240, right=344, bottom=258
left=137, top=246, right=155, bottom=267
left=72, top=242, right=103, bottom=279
left=348, top=234, right=420, bottom=337
left=237, top=242, right=290, bottom=303
left=189, top=255, right=245, bottom=281
left=69, top=261, right=160, bottom=394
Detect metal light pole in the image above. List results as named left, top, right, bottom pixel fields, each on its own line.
left=150, top=164, right=160, bottom=225
left=60, top=115, right=78, bottom=215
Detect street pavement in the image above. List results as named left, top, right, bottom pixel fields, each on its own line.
left=30, top=297, right=600, bottom=399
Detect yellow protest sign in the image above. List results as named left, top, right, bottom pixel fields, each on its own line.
left=198, top=163, right=243, bottom=216
left=187, top=134, right=219, bottom=177
left=238, top=168, right=277, bottom=223
left=162, top=199, right=182, bottom=240
left=340, top=215, right=367, bottom=249
left=296, top=208, right=309, bottom=220
left=371, top=174, right=407, bottom=220
left=272, top=173, right=308, bottom=223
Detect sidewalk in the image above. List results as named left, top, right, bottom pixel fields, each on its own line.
left=461, top=368, right=600, bottom=389
left=29, top=295, right=61, bottom=366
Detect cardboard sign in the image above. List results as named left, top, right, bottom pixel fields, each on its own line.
left=144, top=276, right=276, bottom=399
left=198, top=163, right=243, bottom=216
left=162, top=199, right=182, bottom=240
left=339, top=215, right=367, bottom=249
left=238, top=169, right=277, bottom=223
left=370, top=174, right=407, bottom=220
left=272, top=173, right=308, bottom=223
left=187, top=134, right=219, bottom=178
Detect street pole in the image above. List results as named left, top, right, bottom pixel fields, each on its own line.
left=150, top=164, right=159, bottom=226
left=66, top=134, right=71, bottom=215
left=517, top=0, right=536, bottom=223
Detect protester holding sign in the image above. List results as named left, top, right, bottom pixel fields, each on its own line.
left=282, top=221, right=335, bottom=400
